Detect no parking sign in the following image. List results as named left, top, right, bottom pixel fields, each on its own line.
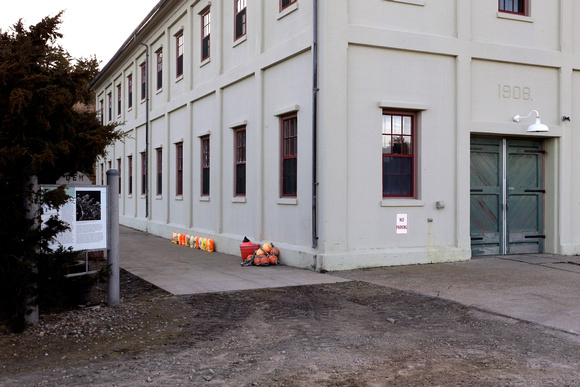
left=396, top=213, right=408, bottom=235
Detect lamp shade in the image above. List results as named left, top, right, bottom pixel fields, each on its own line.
left=527, top=117, right=549, bottom=132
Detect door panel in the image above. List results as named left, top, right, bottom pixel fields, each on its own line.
left=470, top=139, right=503, bottom=256
left=506, top=140, right=544, bottom=254
left=470, top=138, right=544, bottom=256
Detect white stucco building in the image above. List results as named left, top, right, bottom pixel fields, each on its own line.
left=91, top=0, right=580, bottom=271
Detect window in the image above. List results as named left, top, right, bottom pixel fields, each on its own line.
left=499, top=0, right=527, bottom=15
left=117, top=84, right=122, bottom=116
left=117, top=158, right=122, bottom=194
left=100, top=163, right=104, bottom=185
left=141, top=152, right=147, bottom=195
left=281, top=114, right=297, bottom=196
left=156, top=148, right=163, bottom=195
left=235, top=0, right=247, bottom=41
left=280, top=0, right=297, bottom=11
left=140, top=63, right=146, bottom=101
left=176, top=143, right=183, bottom=196
left=201, top=9, right=211, bottom=61
left=128, top=155, right=133, bottom=195
left=382, top=111, right=415, bottom=197
left=99, top=99, right=104, bottom=124
left=127, top=75, right=133, bottom=109
left=234, top=127, right=246, bottom=196
left=201, top=136, right=210, bottom=196
left=176, top=33, right=184, bottom=78
left=108, top=92, right=112, bottom=121
left=156, top=50, right=163, bottom=90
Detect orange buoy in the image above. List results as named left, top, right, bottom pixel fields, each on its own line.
left=260, top=256, right=270, bottom=266
left=269, top=255, right=278, bottom=265
left=254, top=256, right=262, bottom=266
left=255, top=248, right=265, bottom=256
left=262, top=243, right=272, bottom=254
left=271, top=247, right=280, bottom=256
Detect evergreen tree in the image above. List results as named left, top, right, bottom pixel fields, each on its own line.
left=0, top=13, right=121, bottom=331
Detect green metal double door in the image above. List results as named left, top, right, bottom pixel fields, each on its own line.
left=470, top=137, right=544, bottom=256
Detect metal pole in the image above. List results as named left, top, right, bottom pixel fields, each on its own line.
left=312, top=0, right=319, bottom=249
left=107, top=169, right=120, bottom=307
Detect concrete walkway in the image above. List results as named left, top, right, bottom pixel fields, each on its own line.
left=119, top=226, right=580, bottom=336
left=119, top=226, right=349, bottom=295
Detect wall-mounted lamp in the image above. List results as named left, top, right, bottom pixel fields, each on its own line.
left=562, top=116, right=571, bottom=122
left=512, top=110, right=549, bottom=132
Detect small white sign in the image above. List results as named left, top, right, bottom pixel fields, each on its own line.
left=396, top=213, right=408, bottom=235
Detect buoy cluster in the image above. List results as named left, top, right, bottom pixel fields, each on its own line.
left=171, top=232, right=215, bottom=252
left=241, top=240, right=280, bottom=267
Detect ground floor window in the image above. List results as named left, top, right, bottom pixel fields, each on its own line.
left=281, top=114, right=297, bottom=197
left=382, top=110, right=415, bottom=198
left=201, top=136, right=210, bottom=196
left=234, top=127, right=246, bottom=196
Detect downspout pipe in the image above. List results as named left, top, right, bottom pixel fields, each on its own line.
left=312, top=0, right=319, bottom=249
left=134, top=34, right=150, bottom=219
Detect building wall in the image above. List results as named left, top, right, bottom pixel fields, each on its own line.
left=93, top=0, right=580, bottom=271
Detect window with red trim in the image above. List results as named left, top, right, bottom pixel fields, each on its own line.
left=280, top=0, right=297, bottom=11
left=128, top=155, right=133, bottom=195
left=117, top=84, right=122, bottom=116
left=141, top=152, right=146, bottom=195
left=499, top=0, right=527, bottom=15
left=234, top=127, right=246, bottom=196
left=140, top=64, right=146, bottom=100
left=201, top=136, right=210, bottom=196
left=281, top=114, right=297, bottom=197
left=127, top=74, right=133, bottom=109
left=382, top=111, right=415, bottom=198
left=235, top=0, right=247, bottom=41
left=201, top=9, right=211, bottom=61
left=99, top=99, right=104, bottom=124
left=176, top=143, right=183, bottom=196
left=117, top=158, right=122, bottom=194
left=176, top=33, right=184, bottom=78
left=108, top=92, right=112, bottom=121
left=156, top=50, right=163, bottom=90
left=156, top=148, right=163, bottom=195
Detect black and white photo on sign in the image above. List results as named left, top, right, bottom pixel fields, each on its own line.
left=76, top=190, right=102, bottom=221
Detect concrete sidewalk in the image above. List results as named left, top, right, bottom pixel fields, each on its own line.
left=119, top=226, right=349, bottom=295
left=336, top=254, right=580, bottom=335
left=119, top=226, right=580, bottom=336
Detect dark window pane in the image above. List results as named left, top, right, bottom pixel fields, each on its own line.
left=236, top=164, right=246, bottom=195
left=282, top=158, right=297, bottom=195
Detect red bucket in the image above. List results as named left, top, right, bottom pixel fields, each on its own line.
left=240, top=243, right=260, bottom=261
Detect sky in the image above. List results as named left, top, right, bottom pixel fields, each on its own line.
left=1, top=0, right=161, bottom=69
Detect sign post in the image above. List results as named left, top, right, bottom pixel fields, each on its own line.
left=106, top=169, right=120, bottom=307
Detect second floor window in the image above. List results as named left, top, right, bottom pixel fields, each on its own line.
left=176, top=33, right=184, bottom=78
left=99, top=99, right=104, bottom=124
left=156, top=50, right=163, bottom=90
left=117, top=84, right=121, bottom=116
left=108, top=92, right=112, bottom=121
left=140, top=63, right=146, bottom=100
left=235, top=0, right=247, bottom=41
left=127, top=74, right=133, bottom=109
left=281, top=0, right=297, bottom=11
left=499, top=0, right=527, bottom=15
left=201, top=9, right=211, bottom=61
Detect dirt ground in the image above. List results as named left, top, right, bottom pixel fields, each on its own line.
left=1, top=268, right=580, bottom=386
